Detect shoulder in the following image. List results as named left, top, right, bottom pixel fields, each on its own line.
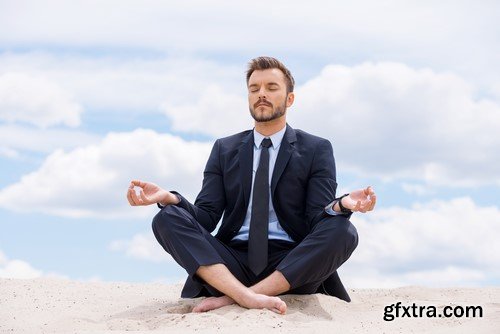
left=215, top=129, right=253, bottom=151
left=217, top=129, right=252, bottom=146
left=292, top=127, right=332, bottom=148
left=217, top=129, right=252, bottom=143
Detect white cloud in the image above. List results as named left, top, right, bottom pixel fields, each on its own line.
left=289, top=62, right=500, bottom=187
left=0, top=258, right=41, bottom=279
left=0, top=1, right=494, bottom=53
left=1, top=1, right=498, bottom=88
left=0, top=52, right=242, bottom=113
left=0, top=72, right=83, bottom=128
left=344, top=267, right=486, bottom=289
left=0, top=250, right=67, bottom=279
left=161, top=84, right=252, bottom=137
left=401, top=183, right=433, bottom=196
left=157, top=59, right=500, bottom=188
left=0, top=128, right=211, bottom=218
left=1, top=57, right=498, bottom=189
left=0, top=124, right=100, bottom=154
left=0, top=250, right=6, bottom=264
left=342, top=197, right=500, bottom=287
left=0, top=146, right=19, bottom=159
left=109, top=232, right=174, bottom=263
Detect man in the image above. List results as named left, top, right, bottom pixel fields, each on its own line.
left=127, top=56, right=376, bottom=315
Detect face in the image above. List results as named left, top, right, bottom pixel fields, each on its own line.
left=247, top=68, right=294, bottom=123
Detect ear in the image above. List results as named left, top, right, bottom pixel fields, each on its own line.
left=286, top=92, right=295, bottom=107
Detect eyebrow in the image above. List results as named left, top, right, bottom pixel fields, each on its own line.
left=248, top=82, right=281, bottom=87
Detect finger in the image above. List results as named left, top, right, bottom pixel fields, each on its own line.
left=367, top=185, right=375, bottom=196
left=130, top=187, right=144, bottom=205
left=126, top=188, right=135, bottom=206
left=360, top=200, right=370, bottom=213
left=139, top=189, right=151, bottom=204
left=358, top=201, right=367, bottom=213
left=369, top=194, right=377, bottom=211
left=128, top=188, right=139, bottom=205
left=131, top=180, right=146, bottom=188
left=353, top=200, right=361, bottom=212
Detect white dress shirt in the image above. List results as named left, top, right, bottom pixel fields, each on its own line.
left=232, top=126, right=295, bottom=242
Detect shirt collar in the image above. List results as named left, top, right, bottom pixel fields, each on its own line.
left=253, top=125, right=286, bottom=150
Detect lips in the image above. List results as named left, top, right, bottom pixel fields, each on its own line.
left=256, top=102, right=272, bottom=108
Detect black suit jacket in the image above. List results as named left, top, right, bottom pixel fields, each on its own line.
left=173, top=124, right=351, bottom=301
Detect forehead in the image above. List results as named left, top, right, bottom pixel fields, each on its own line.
left=248, top=68, right=286, bottom=86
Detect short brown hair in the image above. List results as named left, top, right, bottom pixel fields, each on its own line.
left=246, top=56, right=295, bottom=93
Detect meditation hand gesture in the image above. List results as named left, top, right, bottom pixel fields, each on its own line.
left=127, top=180, right=179, bottom=206
left=341, top=186, right=376, bottom=213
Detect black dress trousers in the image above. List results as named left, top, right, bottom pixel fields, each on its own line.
left=152, top=204, right=358, bottom=300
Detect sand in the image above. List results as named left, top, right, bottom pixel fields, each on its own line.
left=1, top=278, right=499, bottom=333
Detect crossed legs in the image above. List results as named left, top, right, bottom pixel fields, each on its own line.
left=152, top=205, right=358, bottom=314
left=193, top=264, right=289, bottom=313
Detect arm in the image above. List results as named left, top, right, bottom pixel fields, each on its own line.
left=304, top=139, right=377, bottom=225
left=305, top=139, right=338, bottom=228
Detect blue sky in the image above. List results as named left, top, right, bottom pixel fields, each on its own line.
left=1, top=0, right=499, bottom=288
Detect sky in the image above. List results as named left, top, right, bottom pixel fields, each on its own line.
left=0, top=0, right=499, bottom=288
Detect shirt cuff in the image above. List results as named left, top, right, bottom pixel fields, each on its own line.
left=325, top=200, right=341, bottom=216
left=325, top=207, right=341, bottom=216
left=157, top=193, right=181, bottom=209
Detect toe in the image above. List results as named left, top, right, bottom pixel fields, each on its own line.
left=270, top=297, right=287, bottom=315
left=277, top=300, right=287, bottom=315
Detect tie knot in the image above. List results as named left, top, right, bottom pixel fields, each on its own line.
left=261, top=138, right=272, bottom=149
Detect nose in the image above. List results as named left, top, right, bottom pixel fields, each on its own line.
left=258, top=86, right=267, bottom=98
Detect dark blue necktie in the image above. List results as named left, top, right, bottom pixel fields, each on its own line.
left=248, top=138, right=272, bottom=275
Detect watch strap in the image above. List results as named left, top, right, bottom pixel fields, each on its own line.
left=338, top=193, right=352, bottom=213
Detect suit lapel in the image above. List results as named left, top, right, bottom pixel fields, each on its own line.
left=238, top=131, right=254, bottom=208
left=271, top=124, right=297, bottom=196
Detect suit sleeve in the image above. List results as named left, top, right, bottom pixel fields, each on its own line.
left=305, top=139, right=338, bottom=228
left=166, top=139, right=226, bottom=233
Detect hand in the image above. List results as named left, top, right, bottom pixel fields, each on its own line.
left=126, top=180, right=177, bottom=206
left=341, top=186, right=376, bottom=213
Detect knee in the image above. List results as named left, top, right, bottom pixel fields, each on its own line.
left=324, top=216, right=359, bottom=253
left=152, top=205, right=185, bottom=235
left=344, top=223, right=359, bottom=254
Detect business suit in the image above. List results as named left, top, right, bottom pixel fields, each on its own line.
left=152, top=123, right=358, bottom=302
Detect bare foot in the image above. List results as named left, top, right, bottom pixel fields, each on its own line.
left=192, top=295, right=235, bottom=313
left=239, top=292, right=287, bottom=315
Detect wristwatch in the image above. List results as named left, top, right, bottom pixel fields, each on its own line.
left=325, top=193, right=352, bottom=214
left=337, top=193, right=352, bottom=213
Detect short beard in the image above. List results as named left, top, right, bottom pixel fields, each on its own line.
left=249, top=99, right=287, bottom=122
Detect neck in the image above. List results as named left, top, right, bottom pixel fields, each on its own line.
left=254, top=117, right=286, bottom=137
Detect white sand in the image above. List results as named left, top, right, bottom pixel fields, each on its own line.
left=1, top=278, right=499, bottom=333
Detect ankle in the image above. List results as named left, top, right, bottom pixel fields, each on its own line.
left=236, top=288, right=257, bottom=306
